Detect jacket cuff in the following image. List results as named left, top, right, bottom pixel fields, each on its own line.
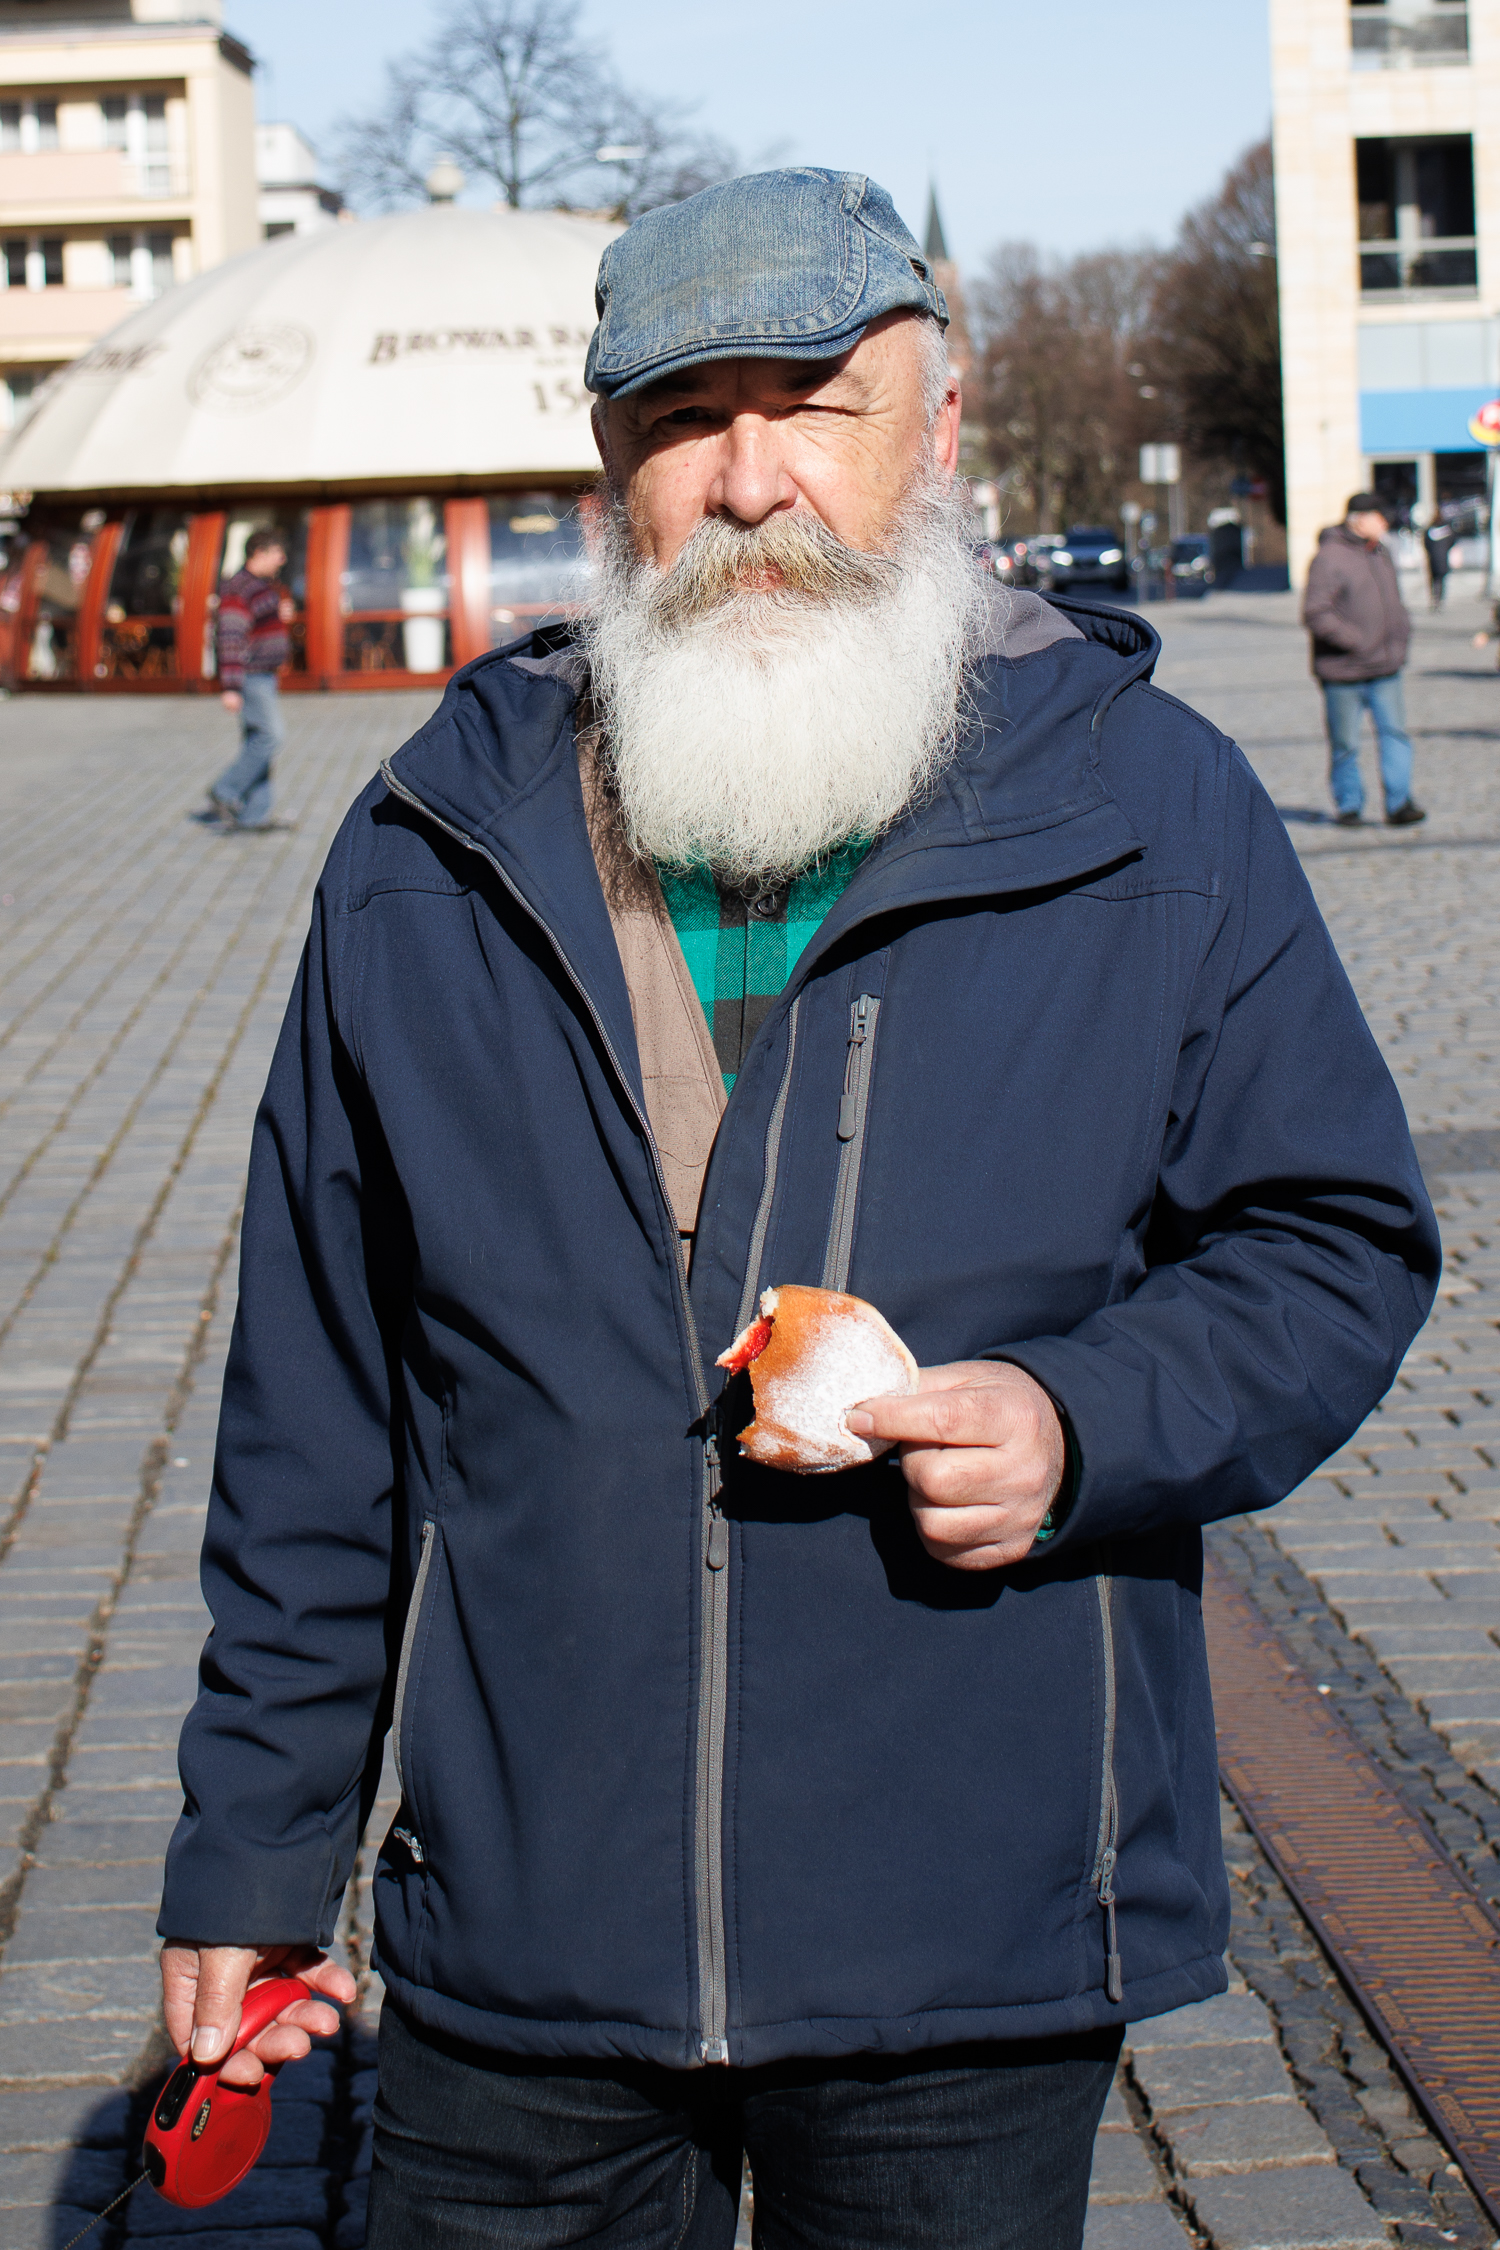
left=158, top=1812, right=345, bottom=1950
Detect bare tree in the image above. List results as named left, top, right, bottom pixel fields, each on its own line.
left=337, top=0, right=736, bottom=218
left=972, top=244, right=1158, bottom=531
left=1146, top=141, right=1284, bottom=522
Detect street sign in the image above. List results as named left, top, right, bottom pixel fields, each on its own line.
left=1140, top=444, right=1181, bottom=484
left=1467, top=399, right=1500, bottom=446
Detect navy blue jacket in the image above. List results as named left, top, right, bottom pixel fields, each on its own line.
left=160, top=597, right=1439, bottom=2068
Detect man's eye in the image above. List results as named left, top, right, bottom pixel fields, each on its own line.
left=658, top=405, right=712, bottom=428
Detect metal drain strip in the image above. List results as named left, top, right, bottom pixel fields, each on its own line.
left=1203, top=1551, right=1500, bottom=2230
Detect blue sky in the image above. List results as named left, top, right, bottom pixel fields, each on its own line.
left=236, top=0, right=1272, bottom=273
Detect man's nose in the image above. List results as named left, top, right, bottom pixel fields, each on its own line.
left=707, top=413, right=797, bottom=526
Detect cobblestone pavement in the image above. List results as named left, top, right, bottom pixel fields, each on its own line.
left=0, top=596, right=1495, bottom=2249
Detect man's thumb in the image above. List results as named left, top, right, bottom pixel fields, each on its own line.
left=191, top=1944, right=257, bottom=2064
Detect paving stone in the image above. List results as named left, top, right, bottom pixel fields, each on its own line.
left=1183, top=2163, right=1389, bottom=2248
left=1132, top=2040, right=1295, bottom=2114
left=0, top=2087, right=130, bottom=2150
left=1163, top=2099, right=1333, bottom=2175
left=1083, top=2207, right=1194, bottom=2250
left=0, top=2203, right=104, bottom=2249
left=1129, top=1993, right=1276, bottom=2051
left=0, top=2141, right=129, bottom=2208
left=1088, top=2129, right=1163, bottom=2202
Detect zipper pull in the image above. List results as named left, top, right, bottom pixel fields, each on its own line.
left=699, top=2036, right=730, bottom=2064
left=393, top=1824, right=425, bottom=1865
left=838, top=996, right=872, bottom=1140
left=1098, top=1846, right=1122, bottom=2003
left=706, top=1513, right=729, bottom=1570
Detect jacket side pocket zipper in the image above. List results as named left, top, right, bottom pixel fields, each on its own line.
left=1091, top=1571, right=1123, bottom=2003
left=821, top=993, right=881, bottom=1293
left=391, top=1519, right=438, bottom=1834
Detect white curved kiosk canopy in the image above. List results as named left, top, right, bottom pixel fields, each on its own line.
left=0, top=204, right=617, bottom=496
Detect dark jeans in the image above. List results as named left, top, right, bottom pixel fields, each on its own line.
left=366, top=2005, right=1123, bottom=2250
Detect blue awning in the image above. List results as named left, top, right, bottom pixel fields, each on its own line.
left=1360, top=387, right=1492, bottom=453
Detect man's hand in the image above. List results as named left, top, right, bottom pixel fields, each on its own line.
left=160, top=1942, right=355, bottom=2089
left=847, top=1361, right=1066, bottom=1571
left=221, top=690, right=243, bottom=713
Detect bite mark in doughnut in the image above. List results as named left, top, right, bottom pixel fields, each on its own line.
left=715, top=1284, right=920, bottom=1474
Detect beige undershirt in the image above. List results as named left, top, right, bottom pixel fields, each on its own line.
left=577, top=723, right=726, bottom=1238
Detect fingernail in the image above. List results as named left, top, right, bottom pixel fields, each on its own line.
left=846, top=1410, right=874, bottom=1435
left=192, top=2026, right=224, bottom=2063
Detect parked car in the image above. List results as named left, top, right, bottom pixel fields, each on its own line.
left=988, top=538, right=1041, bottom=588
left=1044, top=526, right=1129, bottom=593
left=1169, top=535, right=1213, bottom=597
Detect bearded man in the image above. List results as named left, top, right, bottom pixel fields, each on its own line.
left=156, top=172, right=1438, bottom=2250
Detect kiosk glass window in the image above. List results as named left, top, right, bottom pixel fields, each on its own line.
left=20, top=512, right=103, bottom=682
left=100, top=509, right=190, bottom=678
left=343, top=498, right=451, bottom=674
left=486, top=494, right=589, bottom=642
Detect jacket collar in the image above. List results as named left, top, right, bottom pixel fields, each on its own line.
left=381, top=601, right=1152, bottom=1088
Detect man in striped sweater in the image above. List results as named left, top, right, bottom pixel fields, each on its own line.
left=209, top=527, right=291, bottom=830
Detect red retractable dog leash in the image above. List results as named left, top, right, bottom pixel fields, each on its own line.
left=59, top=1974, right=314, bottom=2248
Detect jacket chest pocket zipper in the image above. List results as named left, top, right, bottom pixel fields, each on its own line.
left=821, top=993, right=882, bottom=1293
left=391, top=1520, right=439, bottom=1833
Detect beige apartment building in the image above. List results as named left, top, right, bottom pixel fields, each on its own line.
left=1272, top=0, right=1500, bottom=583
left=0, top=0, right=256, bottom=435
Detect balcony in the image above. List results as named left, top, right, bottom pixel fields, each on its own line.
left=1351, top=2, right=1469, bottom=66
left=1359, top=238, right=1477, bottom=294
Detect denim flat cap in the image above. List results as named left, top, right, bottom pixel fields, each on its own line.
left=585, top=167, right=948, bottom=399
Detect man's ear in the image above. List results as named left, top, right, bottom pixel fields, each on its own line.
left=933, top=380, right=962, bottom=480
left=591, top=401, right=613, bottom=478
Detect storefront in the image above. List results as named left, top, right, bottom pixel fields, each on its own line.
left=0, top=200, right=614, bottom=690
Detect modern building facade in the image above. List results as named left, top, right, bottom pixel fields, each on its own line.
left=1271, top=0, right=1500, bottom=582
left=0, top=0, right=257, bottom=439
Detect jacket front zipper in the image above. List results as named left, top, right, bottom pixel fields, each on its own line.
left=1091, top=1572, right=1123, bottom=2003
left=381, top=760, right=747, bottom=2065
left=821, top=993, right=881, bottom=1292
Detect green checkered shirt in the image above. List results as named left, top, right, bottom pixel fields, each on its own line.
left=656, top=845, right=869, bottom=1091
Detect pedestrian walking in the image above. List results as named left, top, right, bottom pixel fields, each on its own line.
left=1303, top=492, right=1426, bottom=827
left=208, top=528, right=291, bottom=830
left=156, top=172, right=1439, bottom=2250
left=1423, top=516, right=1454, bottom=609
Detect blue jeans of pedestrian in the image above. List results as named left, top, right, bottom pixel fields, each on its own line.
left=366, top=2005, right=1123, bottom=2249
left=1322, top=673, right=1415, bottom=818
left=212, top=672, right=283, bottom=828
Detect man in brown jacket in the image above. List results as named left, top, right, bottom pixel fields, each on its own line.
left=1302, top=493, right=1425, bottom=827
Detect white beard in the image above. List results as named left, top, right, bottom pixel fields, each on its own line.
left=579, top=478, right=988, bottom=888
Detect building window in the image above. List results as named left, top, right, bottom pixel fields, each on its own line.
left=1350, top=2, right=1469, bottom=68
left=109, top=232, right=133, bottom=287
left=1, top=371, right=36, bottom=432
left=0, top=100, right=62, bottom=154
left=102, top=97, right=128, bottom=151
left=148, top=230, right=174, bottom=295
left=40, top=237, right=62, bottom=287
left=263, top=221, right=296, bottom=240
left=141, top=95, right=169, bottom=195
left=1357, top=136, right=1477, bottom=292
left=2, top=240, right=25, bottom=289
